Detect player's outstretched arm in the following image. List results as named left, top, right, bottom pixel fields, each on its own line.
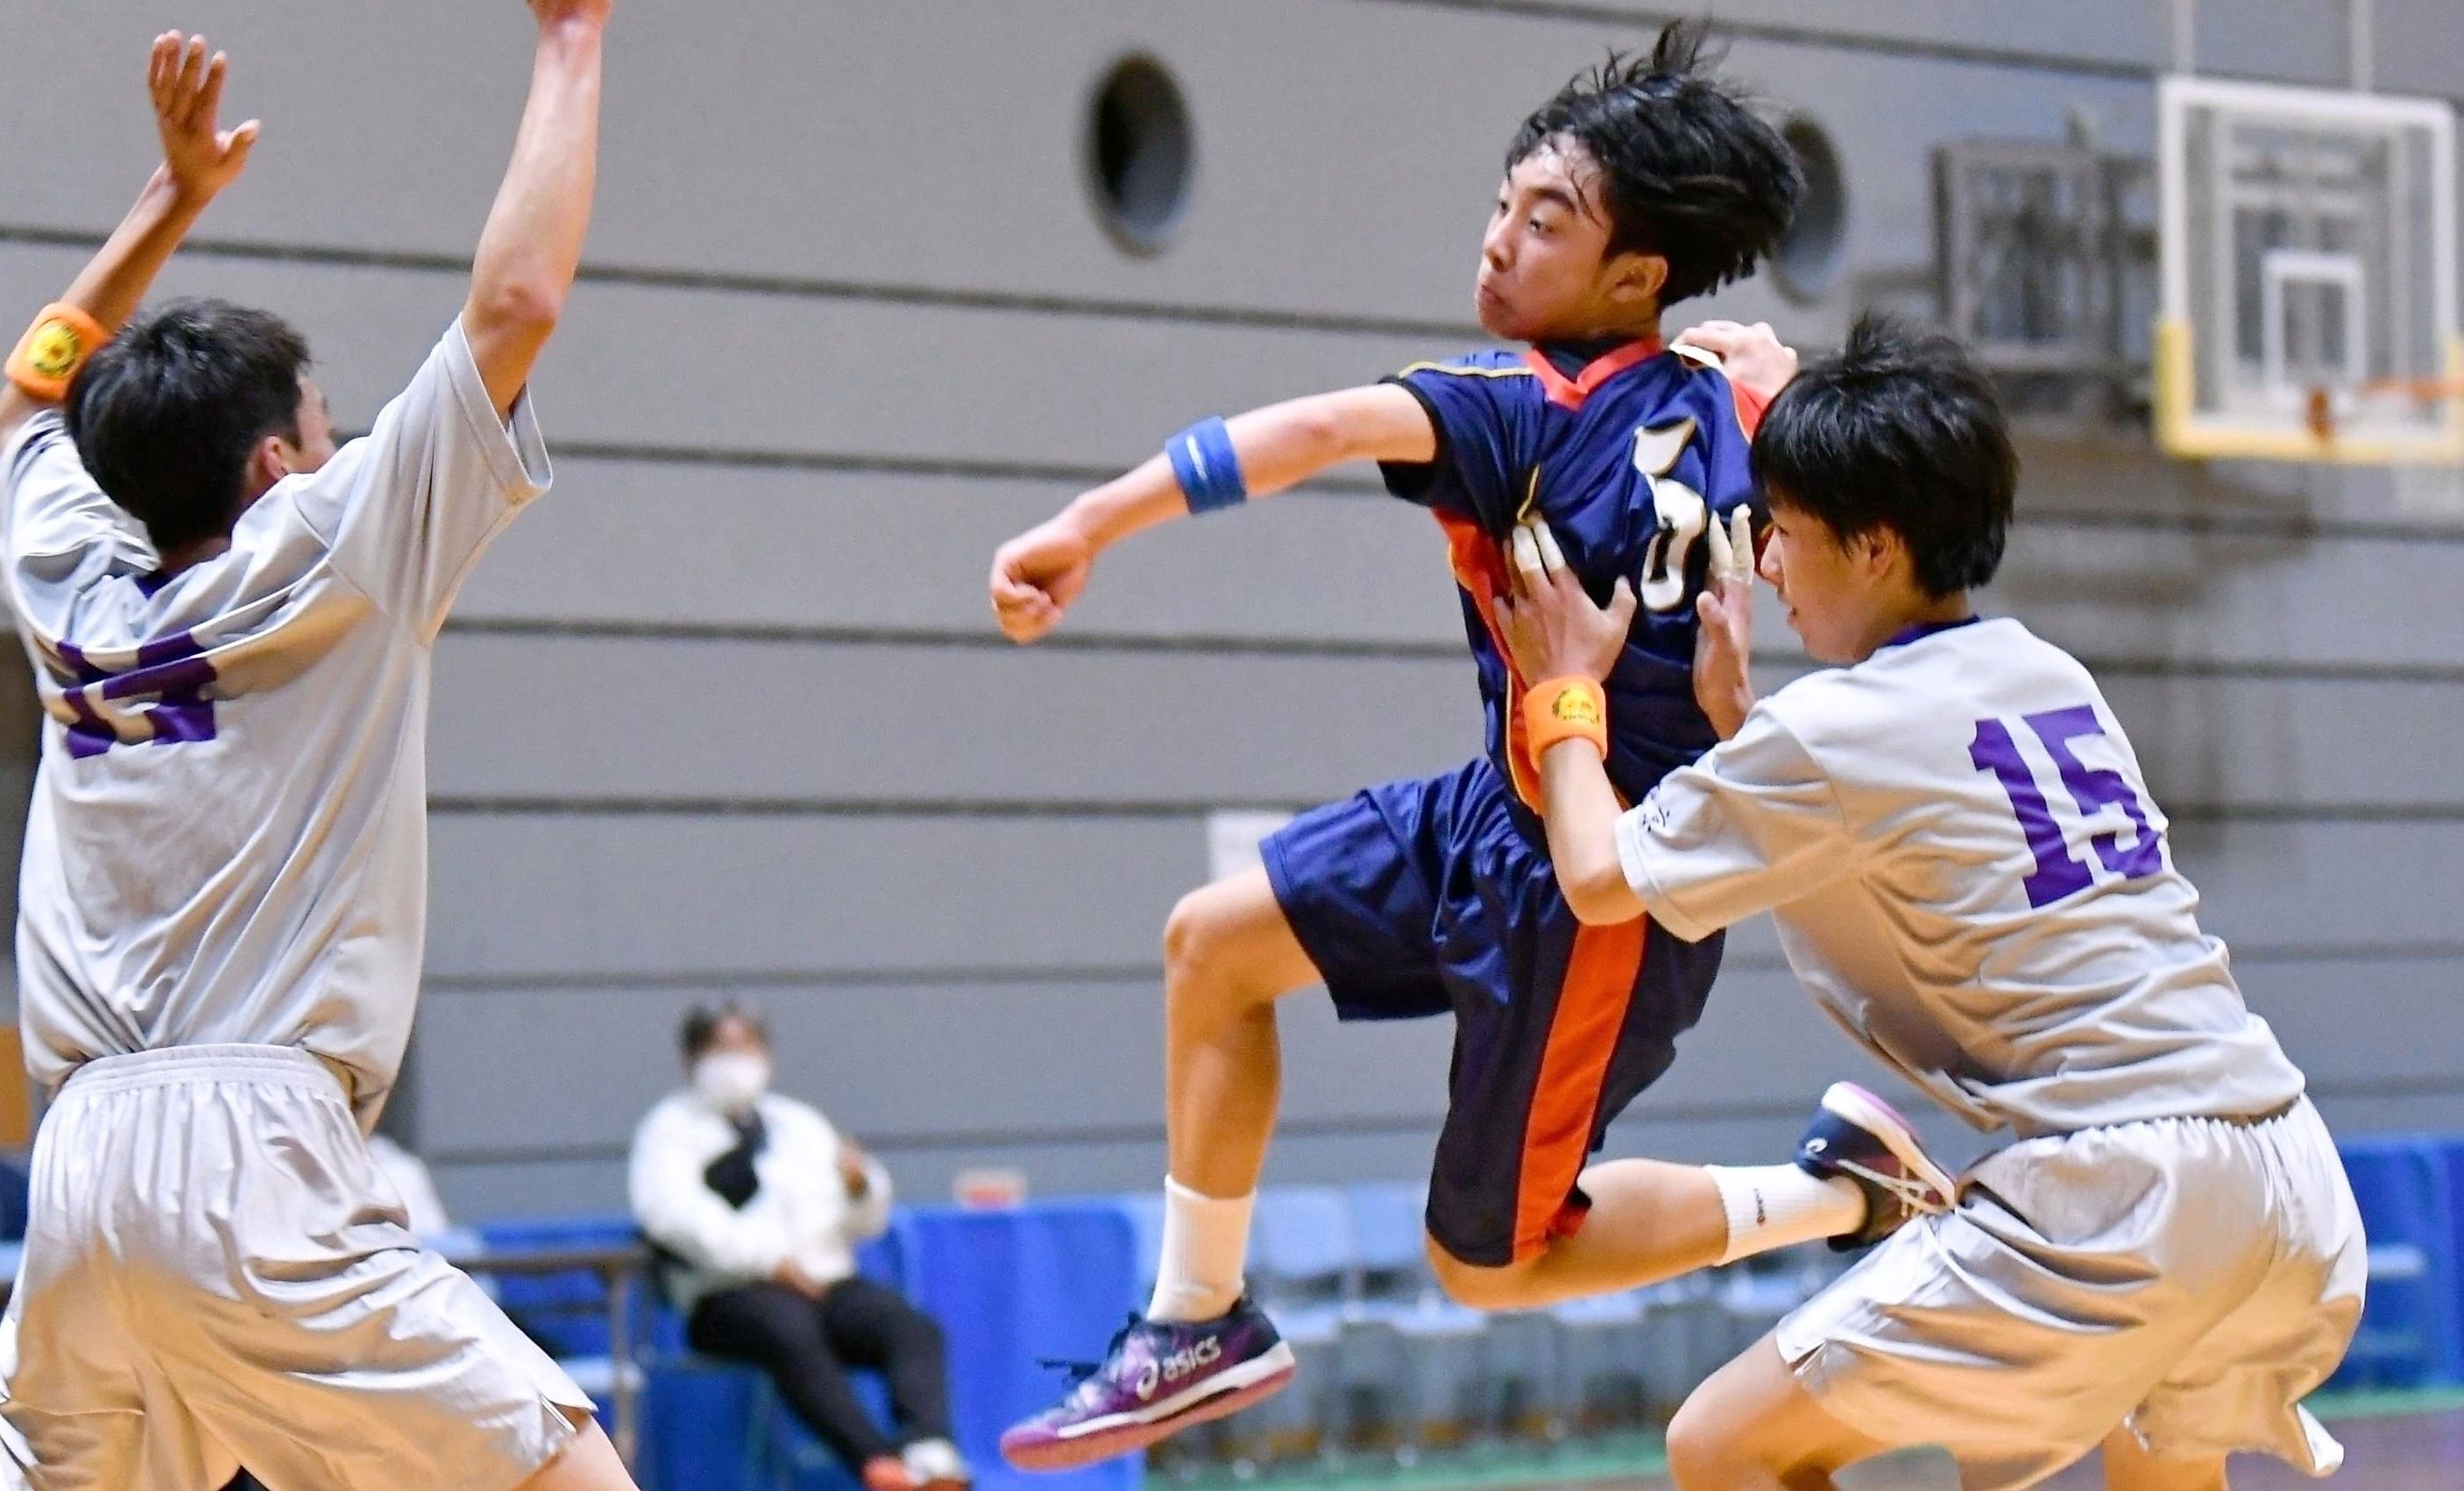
left=0, top=33, right=258, bottom=446
left=1493, top=520, right=1648, bottom=926
left=462, top=0, right=612, bottom=419
left=988, top=382, right=1434, bottom=643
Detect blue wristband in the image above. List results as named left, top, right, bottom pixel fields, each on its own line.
left=1166, top=416, right=1249, bottom=514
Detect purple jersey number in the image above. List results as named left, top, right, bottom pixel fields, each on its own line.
left=1969, top=708, right=2163, bottom=908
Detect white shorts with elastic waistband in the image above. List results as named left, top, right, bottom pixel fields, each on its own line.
left=0, top=1044, right=592, bottom=1491
left=1776, top=1097, right=2366, bottom=1491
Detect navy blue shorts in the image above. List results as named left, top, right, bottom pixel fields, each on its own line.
left=1261, top=758, right=1724, bottom=1269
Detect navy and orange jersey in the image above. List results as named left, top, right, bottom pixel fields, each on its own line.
left=1379, top=338, right=1767, bottom=812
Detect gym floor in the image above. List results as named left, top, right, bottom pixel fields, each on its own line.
left=1193, top=1393, right=2464, bottom=1491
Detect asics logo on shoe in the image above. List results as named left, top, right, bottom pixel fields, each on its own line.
left=1131, top=1337, right=1221, bottom=1400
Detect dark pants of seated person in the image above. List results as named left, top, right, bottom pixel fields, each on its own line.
left=690, top=1275, right=952, bottom=1468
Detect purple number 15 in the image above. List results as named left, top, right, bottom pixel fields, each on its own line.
left=1969, top=706, right=2163, bottom=908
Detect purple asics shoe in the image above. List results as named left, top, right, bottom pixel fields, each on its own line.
left=1795, top=1080, right=1959, bottom=1248
left=1000, top=1299, right=1297, bottom=1472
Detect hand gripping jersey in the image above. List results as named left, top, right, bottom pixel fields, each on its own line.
left=0, top=322, right=549, bottom=1125
left=1617, top=617, right=2307, bottom=1138
left=1381, top=339, right=1767, bottom=809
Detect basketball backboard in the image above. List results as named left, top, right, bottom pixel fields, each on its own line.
left=2156, top=74, right=2461, bottom=464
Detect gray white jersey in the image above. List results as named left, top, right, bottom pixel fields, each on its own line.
left=1616, top=616, right=2305, bottom=1137
left=0, top=322, right=548, bottom=1121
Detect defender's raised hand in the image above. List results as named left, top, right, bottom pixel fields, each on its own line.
left=1495, top=519, right=1637, bottom=686
left=1673, top=320, right=1799, bottom=405
left=527, top=0, right=615, bottom=25
left=148, top=33, right=258, bottom=202
left=1693, top=505, right=1756, bottom=739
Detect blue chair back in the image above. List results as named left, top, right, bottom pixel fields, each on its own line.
left=1250, top=1187, right=1351, bottom=1287
left=478, top=1212, right=647, bottom=1360
left=2332, top=1137, right=2461, bottom=1388
left=900, top=1204, right=1143, bottom=1491
left=1343, top=1181, right=1430, bottom=1276
left=1110, top=1192, right=1166, bottom=1297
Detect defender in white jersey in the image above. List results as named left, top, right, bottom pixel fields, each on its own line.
left=0, top=13, right=637, bottom=1491
left=1492, top=319, right=2361, bottom=1488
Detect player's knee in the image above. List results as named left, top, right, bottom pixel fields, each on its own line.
left=1163, top=887, right=1269, bottom=1006
left=1661, top=1394, right=1752, bottom=1487
left=1423, top=1235, right=1544, bottom=1311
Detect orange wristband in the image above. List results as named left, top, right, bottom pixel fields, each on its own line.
left=7, top=303, right=110, bottom=402
left=1523, top=676, right=1608, bottom=762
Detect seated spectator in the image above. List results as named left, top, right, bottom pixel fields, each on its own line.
left=367, top=1133, right=451, bottom=1238
left=631, top=1002, right=968, bottom=1491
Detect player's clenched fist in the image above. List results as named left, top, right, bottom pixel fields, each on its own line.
left=989, top=515, right=1097, bottom=643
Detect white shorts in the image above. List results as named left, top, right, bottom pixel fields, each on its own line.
left=0, top=1045, right=592, bottom=1491
left=1776, top=1098, right=2365, bottom=1491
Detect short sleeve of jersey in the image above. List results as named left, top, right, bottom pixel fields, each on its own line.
left=1614, top=703, right=1852, bottom=942
left=294, top=319, right=551, bottom=641
left=1377, top=353, right=1542, bottom=534
left=4, top=411, right=156, bottom=616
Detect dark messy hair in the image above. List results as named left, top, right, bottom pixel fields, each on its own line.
left=680, top=1000, right=771, bottom=1063
left=1505, top=20, right=1801, bottom=305
left=65, top=298, right=311, bottom=556
left=1752, top=314, right=2016, bottom=598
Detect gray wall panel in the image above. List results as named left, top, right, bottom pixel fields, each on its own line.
left=429, top=635, right=1476, bottom=807
left=415, top=977, right=1455, bottom=1157
left=423, top=632, right=2464, bottom=814
left=424, top=813, right=2459, bottom=986
left=427, top=814, right=1200, bottom=981
left=463, top=459, right=2464, bottom=676
left=0, top=1, right=2206, bottom=328
left=1999, top=525, right=2464, bottom=673
left=458, top=460, right=1469, bottom=649
left=0, top=243, right=1436, bottom=470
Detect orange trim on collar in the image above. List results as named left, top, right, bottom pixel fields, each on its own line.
left=1520, top=337, right=1665, bottom=411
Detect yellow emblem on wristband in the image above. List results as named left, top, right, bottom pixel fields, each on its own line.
left=1548, top=687, right=1603, bottom=728
left=25, top=320, right=87, bottom=382
left=10, top=303, right=110, bottom=402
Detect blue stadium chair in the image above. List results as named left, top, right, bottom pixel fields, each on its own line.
left=2330, top=1137, right=2460, bottom=1389
left=1335, top=1182, right=1490, bottom=1458
left=898, top=1202, right=1143, bottom=1491
left=476, top=1212, right=655, bottom=1416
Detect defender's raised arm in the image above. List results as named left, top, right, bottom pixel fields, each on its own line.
left=463, top=0, right=612, bottom=417
left=0, top=33, right=256, bottom=445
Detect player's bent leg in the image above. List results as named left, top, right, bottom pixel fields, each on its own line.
left=1662, top=1336, right=1890, bottom=1491
left=2098, top=1424, right=2229, bottom=1491
left=1425, top=1157, right=1726, bottom=1311
left=1425, top=1085, right=1955, bottom=1313
left=511, top=1418, right=639, bottom=1491
left=1163, top=867, right=1323, bottom=1201
left=999, top=871, right=1319, bottom=1472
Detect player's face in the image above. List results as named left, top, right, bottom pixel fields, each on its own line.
left=1759, top=501, right=1872, bottom=664
left=1478, top=145, right=1659, bottom=342
left=280, top=377, right=338, bottom=476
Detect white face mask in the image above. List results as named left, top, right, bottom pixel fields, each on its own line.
left=693, top=1052, right=772, bottom=1112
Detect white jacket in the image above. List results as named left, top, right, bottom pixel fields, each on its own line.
left=628, top=1088, right=893, bottom=1314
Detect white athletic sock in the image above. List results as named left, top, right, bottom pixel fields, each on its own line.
left=1703, top=1164, right=1865, bottom=1265
left=1147, top=1177, right=1255, bottom=1322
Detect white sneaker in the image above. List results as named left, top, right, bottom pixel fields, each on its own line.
left=903, top=1438, right=971, bottom=1491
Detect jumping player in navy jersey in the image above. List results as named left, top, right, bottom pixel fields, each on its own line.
left=989, top=25, right=1956, bottom=1467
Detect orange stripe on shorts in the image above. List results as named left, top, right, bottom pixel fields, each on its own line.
left=1512, top=915, right=1647, bottom=1261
